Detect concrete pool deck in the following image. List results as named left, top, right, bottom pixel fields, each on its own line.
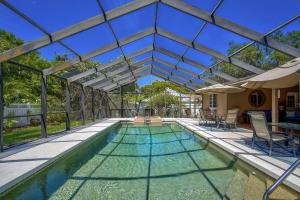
left=167, top=118, right=300, bottom=193
left=0, top=118, right=299, bottom=194
left=0, top=118, right=123, bottom=193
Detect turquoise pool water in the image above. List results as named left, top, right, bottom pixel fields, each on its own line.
left=1, top=123, right=297, bottom=199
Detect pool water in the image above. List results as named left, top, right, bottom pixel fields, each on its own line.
left=1, top=123, right=298, bottom=199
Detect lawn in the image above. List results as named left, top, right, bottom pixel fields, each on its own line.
left=3, top=121, right=84, bottom=147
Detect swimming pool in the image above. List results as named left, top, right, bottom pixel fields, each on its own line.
left=1, top=123, right=298, bottom=199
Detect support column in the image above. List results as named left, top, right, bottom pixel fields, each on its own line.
left=179, top=93, right=182, bottom=118
left=193, top=96, right=196, bottom=118
left=298, top=78, right=300, bottom=110
left=272, top=88, right=279, bottom=131
left=99, top=90, right=104, bottom=119
left=41, top=72, right=47, bottom=138
left=189, top=96, right=192, bottom=118
left=164, top=90, right=167, bottom=117
left=65, top=81, right=71, bottom=131
left=92, top=88, right=95, bottom=122
left=120, top=86, right=124, bottom=118
left=0, top=64, right=4, bottom=152
left=80, top=85, right=85, bottom=125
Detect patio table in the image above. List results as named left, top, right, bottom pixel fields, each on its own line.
left=268, top=122, right=300, bottom=152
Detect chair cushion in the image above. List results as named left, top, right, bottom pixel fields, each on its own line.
left=286, top=111, right=295, bottom=118
left=295, top=111, right=300, bottom=118
left=270, top=132, right=289, bottom=141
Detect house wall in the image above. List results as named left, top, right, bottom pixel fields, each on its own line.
left=227, top=88, right=272, bottom=115
left=277, top=86, right=299, bottom=111
left=202, top=88, right=272, bottom=117
left=202, top=93, right=227, bottom=117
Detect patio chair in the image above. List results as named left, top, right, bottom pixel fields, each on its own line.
left=248, top=111, right=296, bottom=157
left=217, top=108, right=239, bottom=129
left=198, top=109, right=206, bottom=126
left=199, top=109, right=215, bottom=127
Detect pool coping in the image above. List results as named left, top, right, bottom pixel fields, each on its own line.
left=0, top=118, right=122, bottom=194
left=0, top=117, right=299, bottom=195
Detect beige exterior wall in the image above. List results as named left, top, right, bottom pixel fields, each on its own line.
left=202, top=88, right=272, bottom=117
left=227, top=88, right=272, bottom=115
left=202, top=93, right=227, bottom=117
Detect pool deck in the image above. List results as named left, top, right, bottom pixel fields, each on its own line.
left=0, top=118, right=299, bottom=194
left=166, top=118, right=300, bottom=193
left=0, top=118, right=122, bottom=193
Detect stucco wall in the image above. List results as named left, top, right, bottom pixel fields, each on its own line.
left=202, top=93, right=228, bottom=116
left=202, top=88, right=272, bottom=117
left=227, top=88, right=272, bottom=115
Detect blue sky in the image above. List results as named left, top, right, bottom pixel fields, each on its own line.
left=0, top=0, right=299, bottom=86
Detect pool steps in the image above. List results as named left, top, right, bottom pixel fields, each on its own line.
left=223, top=169, right=299, bottom=199
left=133, top=116, right=162, bottom=125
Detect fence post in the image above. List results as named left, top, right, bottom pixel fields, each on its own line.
left=41, top=72, right=47, bottom=138
left=80, top=84, right=85, bottom=125
left=65, top=81, right=71, bottom=131
left=0, top=64, right=4, bottom=151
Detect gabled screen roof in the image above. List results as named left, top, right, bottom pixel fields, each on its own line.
left=0, top=0, right=299, bottom=91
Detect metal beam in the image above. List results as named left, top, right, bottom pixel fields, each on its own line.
left=65, top=81, right=71, bottom=131
left=105, top=66, right=129, bottom=78
left=41, top=73, right=47, bottom=138
left=154, top=46, right=237, bottom=82
left=113, top=65, right=150, bottom=81
left=154, top=57, right=202, bottom=80
left=83, top=57, right=151, bottom=87
left=43, top=28, right=155, bottom=75
left=98, top=65, right=150, bottom=91
left=104, top=79, right=136, bottom=91
left=0, top=64, right=3, bottom=151
left=154, top=57, right=218, bottom=85
left=152, top=70, right=195, bottom=91
left=0, top=0, right=157, bottom=63
left=80, top=85, right=86, bottom=125
left=67, top=46, right=153, bottom=82
left=82, top=75, right=106, bottom=87
left=135, top=69, right=151, bottom=77
left=152, top=64, right=210, bottom=88
left=130, top=57, right=152, bottom=69
left=161, top=0, right=300, bottom=57
left=152, top=64, right=193, bottom=85
left=94, top=80, right=113, bottom=90
left=157, top=28, right=264, bottom=74
left=91, top=88, right=95, bottom=121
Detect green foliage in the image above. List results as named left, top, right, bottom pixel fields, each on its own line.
left=140, top=81, right=190, bottom=98
left=0, top=29, right=102, bottom=109
left=215, top=30, right=300, bottom=78
left=149, top=93, right=179, bottom=109
left=4, top=119, right=18, bottom=130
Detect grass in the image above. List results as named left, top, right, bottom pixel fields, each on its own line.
left=3, top=120, right=86, bottom=147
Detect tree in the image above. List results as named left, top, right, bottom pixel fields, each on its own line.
left=214, top=30, right=300, bottom=78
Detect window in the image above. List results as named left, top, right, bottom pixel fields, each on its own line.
left=286, top=92, right=298, bottom=109
left=248, top=90, right=265, bottom=107
left=209, top=94, right=217, bottom=109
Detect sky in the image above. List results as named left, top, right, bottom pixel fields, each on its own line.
left=0, top=0, right=299, bottom=86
